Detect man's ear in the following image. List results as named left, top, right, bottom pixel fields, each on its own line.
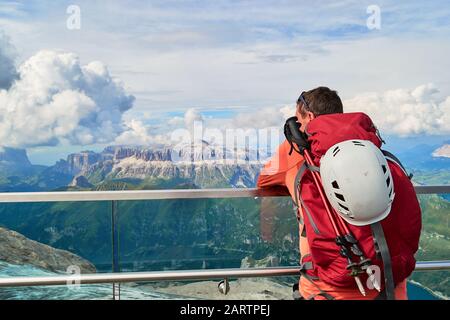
left=307, top=111, right=316, bottom=120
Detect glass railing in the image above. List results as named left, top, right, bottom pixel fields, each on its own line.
left=0, top=186, right=448, bottom=300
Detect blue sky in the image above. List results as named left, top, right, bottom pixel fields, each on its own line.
left=0, top=0, right=449, bottom=164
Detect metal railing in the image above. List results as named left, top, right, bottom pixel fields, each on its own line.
left=0, top=185, right=448, bottom=292
left=0, top=261, right=449, bottom=288
left=0, top=185, right=448, bottom=203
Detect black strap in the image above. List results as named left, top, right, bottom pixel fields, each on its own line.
left=371, top=222, right=395, bottom=300
left=382, top=150, right=412, bottom=179
left=375, top=290, right=387, bottom=300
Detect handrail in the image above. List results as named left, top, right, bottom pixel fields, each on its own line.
left=0, top=185, right=448, bottom=203
left=0, top=186, right=448, bottom=292
left=0, top=261, right=448, bottom=288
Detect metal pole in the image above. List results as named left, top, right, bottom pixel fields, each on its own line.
left=111, top=200, right=120, bottom=300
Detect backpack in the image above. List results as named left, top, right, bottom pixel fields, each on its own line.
left=290, top=112, right=422, bottom=299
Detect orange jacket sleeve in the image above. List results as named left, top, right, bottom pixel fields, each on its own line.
left=257, top=139, right=304, bottom=190
left=257, top=139, right=304, bottom=242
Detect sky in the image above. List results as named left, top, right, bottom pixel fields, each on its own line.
left=0, top=0, right=449, bottom=165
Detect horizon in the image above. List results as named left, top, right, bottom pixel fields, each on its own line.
left=1, top=132, right=448, bottom=166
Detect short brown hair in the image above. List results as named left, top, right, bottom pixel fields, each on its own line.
left=297, top=86, right=343, bottom=117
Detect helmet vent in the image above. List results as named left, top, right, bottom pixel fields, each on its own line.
left=352, top=141, right=365, bottom=146
left=335, top=193, right=346, bottom=202
left=386, top=176, right=391, bottom=187
left=389, top=188, right=393, bottom=197
left=338, top=202, right=349, bottom=211
left=382, top=165, right=387, bottom=174
left=332, top=146, right=340, bottom=157
left=332, top=180, right=340, bottom=189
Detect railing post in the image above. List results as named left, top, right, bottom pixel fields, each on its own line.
left=111, top=200, right=120, bottom=300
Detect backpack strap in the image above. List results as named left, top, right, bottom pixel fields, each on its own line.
left=298, top=254, right=335, bottom=300
left=293, top=163, right=307, bottom=226
left=382, top=150, right=413, bottom=180
left=371, top=222, right=396, bottom=300
left=293, top=162, right=333, bottom=300
left=294, top=162, right=320, bottom=211
left=293, top=162, right=321, bottom=236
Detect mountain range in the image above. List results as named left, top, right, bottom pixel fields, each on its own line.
left=0, top=140, right=448, bottom=193
left=0, top=142, right=266, bottom=192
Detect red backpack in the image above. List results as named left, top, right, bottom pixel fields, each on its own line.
left=293, top=112, right=422, bottom=298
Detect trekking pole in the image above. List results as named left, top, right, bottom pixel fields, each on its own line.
left=302, top=149, right=367, bottom=296
left=333, top=215, right=381, bottom=292
left=332, top=212, right=381, bottom=292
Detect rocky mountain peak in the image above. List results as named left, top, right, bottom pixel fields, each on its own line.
left=66, top=151, right=102, bottom=175
left=0, top=147, right=35, bottom=177
left=106, top=146, right=173, bottom=162
left=432, top=144, right=450, bottom=158
left=0, top=146, right=32, bottom=167
left=69, top=175, right=94, bottom=188
left=0, top=227, right=96, bottom=273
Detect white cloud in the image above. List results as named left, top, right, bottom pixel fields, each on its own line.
left=0, top=50, right=135, bottom=148
left=167, top=116, right=184, bottom=127
left=344, top=83, right=450, bottom=136
left=117, top=108, right=205, bottom=146
left=117, top=83, right=450, bottom=148
left=0, top=32, right=17, bottom=89
left=279, top=105, right=296, bottom=120
left=3, top=1, right=450, bottom=114
left=115, top=119, right=166, bottom=146
left=201, top=83, right=450, bottom=139
left=184, top=108, right=204, bottom=129
left=224, top=105, right=294, bottom=130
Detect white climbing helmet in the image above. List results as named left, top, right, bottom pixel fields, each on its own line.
left=320, top=139, right=395, bottom=226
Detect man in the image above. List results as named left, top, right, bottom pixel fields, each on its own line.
left=257, top=87, right=420, bottom=300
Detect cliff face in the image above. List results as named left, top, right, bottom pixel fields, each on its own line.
left=44, top=143, right=264, bottom=188
left=0, top=147, right=32, bottom=167
left=0, top=227, right=96, bottom=274
left=102, top=141, right=264, bottom=163
left=66, top=151, right=103, bottom=175
left=0, top=147, right=34, bottom=175
left=104, top=146, right=173, bottom=162
left=69, top=175, right=93, bottom=188
left=106, top=158, right=261, bottom=188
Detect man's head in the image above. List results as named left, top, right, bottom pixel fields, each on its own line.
left=296, top=86, right=343, bottom=132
